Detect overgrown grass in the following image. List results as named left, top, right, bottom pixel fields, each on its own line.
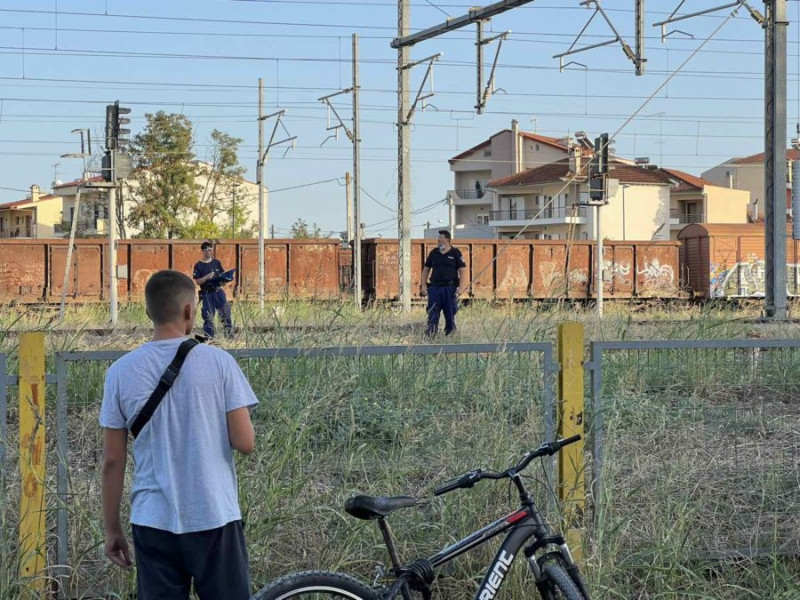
left=0, top=300, right=799, bottom=598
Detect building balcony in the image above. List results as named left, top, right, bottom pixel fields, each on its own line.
left=448, top=189, right=494, bottom=206
left=489, top=205, right=588, bottom=226
left=424, top=224, right=495, bottom=239
left=54, top=219, right=107, bottom=237
left=0, top=228, right=35, bottom=238
left=670, top=208, right=704, bottom=228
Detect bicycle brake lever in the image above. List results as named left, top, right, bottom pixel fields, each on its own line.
left=461, top=469, right=484, bottom=487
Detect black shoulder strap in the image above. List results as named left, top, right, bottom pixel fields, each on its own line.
left=130, top=338, right=200, bottom=439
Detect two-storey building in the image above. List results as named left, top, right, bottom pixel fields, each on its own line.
left=702, top=149, right=796, bottom=221
left=0, top=163, right=265, bottom=239
left=446, top=120, right=593, bottom=237
left=487, top=162, right=750, bottom=241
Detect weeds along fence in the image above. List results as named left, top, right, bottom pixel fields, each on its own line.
left=2, top=338, right=800, bottom=599
left=1, top=343, right=557, bottom=599
left=587, top=339, right=800, bottom=597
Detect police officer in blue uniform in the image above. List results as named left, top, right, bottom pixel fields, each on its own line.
left=420, top=230, right=467, bottom=336
left=192, top=241, right=233, bottom=338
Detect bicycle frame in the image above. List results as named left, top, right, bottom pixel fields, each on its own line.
left=380, top=505, right=579, bottom=600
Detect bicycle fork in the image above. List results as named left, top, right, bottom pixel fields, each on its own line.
left=524, top=537, right=591, bottom=600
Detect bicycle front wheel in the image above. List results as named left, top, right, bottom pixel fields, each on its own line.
left=252, top=570, right=380, bottom=600
left=540, top=563, right=586, bottom=600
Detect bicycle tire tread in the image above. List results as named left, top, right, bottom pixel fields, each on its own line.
left=252, top=570, right=379, bottom=600
left=541, top=563, right=586, bottom=600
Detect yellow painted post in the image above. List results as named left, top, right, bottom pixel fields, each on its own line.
left=557, top=322, right=585, bottom=559
left=19, top=331, right=46, bottom=593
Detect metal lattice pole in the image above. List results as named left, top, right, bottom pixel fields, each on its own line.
left=353, top=33, right=363, bottom=310
left=257, top=78, right=266, bottom=312
left=764, top=0, right=788, bottom=319
left=398, top=0, right=412, bottom=311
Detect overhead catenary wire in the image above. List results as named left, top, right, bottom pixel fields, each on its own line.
left=467, top=0, right=749, bottom=287
left=0, top=22, right=781, bottom=52
left=0, top=44, right=786, bottom=81
left=0, top=1, right=782, bottom=232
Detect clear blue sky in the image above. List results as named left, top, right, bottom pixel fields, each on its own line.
left=0, top=0, right=798, bottom=237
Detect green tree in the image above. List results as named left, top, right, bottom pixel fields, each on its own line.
left=126, top=112, right=201, bottom=238
left=188, top=129, right=254, bottom=239
left=290, top=218, right=323, bottom=239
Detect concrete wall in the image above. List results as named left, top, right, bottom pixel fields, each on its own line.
left=703, top=163, right=759, bottom=217
left=0, top=195, right=64, bottom=238
left=519, top=138, right=570, bottom=171
left=456, top=204, right=491, bottom=225
left=602, top=184, right=671, bottom=241
left=704, top=185, right=750, bottom=223
left=451, top=143, right=497, bottom=175
left=454, top=169, right=493, bottom=192
left=490, top=130, right=515, bottom=179
left=55, top=167, right=264, bottom=238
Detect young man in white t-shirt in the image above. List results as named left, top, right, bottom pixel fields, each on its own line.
left=100, top=269, right=258, bottom=599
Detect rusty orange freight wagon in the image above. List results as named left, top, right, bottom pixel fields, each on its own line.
left=678, top=223, right=800, bottom=298
left=360, top=238, right=682, bottom=301
left=0, top=238, right=344, bottom=303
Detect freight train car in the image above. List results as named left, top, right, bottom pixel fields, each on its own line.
left=678, top=223, right=800, bottom=298
left=360, top=238, right=683, bottom=301
left=0, top=238, right=345, bottom=303
left=5, top=228, right=798, bottom=305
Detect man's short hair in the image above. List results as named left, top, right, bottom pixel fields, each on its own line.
left=201, top=241, right=213, bottom=250
left=438, top=230, right=452, bottom=240
left=145, top=270, right=197, bottom=325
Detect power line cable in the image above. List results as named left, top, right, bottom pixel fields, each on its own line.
left=269, top=177, right=342, bottom=193
left=462, top=3, right=750, bottom=285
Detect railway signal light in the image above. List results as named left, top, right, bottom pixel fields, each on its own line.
left=594, top=133, right=609, bottom=175
left=101, top=152, right=113, bottom=182
left=104, top=101, right=132, bottom=151
left=588, top=133, right=610, bottom=204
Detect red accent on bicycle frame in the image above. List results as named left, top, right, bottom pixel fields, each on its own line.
left=505, top=509, right=528, bottom=524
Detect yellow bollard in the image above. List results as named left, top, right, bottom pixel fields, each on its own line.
left=19, top=331, right=46, bottom=593
left=557, top=322, right=585, bottom=559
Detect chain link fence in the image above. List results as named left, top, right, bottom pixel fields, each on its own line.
left=31, top=343, right=553, bottom=599
left=589, top=340, right=800, bottom=565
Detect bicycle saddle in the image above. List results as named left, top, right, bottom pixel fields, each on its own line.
left=345, top=495, right=417, bottom=520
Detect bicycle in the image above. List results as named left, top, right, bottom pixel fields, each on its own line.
left=252, top=435, right=590, bottom=600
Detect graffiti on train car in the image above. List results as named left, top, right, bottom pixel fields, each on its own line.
left=636, top=259, right=676, bottom=292
left=710, top=257, right=800, bottom=298
left=537, top=262, right=589, bottom=296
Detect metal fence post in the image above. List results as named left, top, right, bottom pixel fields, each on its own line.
left=557, top=322, right=585, bottom=559
left=543, top=343, right=556, bottom=445
left=18, top=332, right=46, bottom=594
left=589, top=341, right=604, bottom=524
left=0, top=353, right=7, bottom=488
left=56, top=354, right=69, bottom=599
left=0, top=352, right=7, bottom=556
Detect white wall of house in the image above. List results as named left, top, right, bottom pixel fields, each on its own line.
left=601, top=184, right=670, bottom=241
left=55, top=167, right=264, bottom=238
left=455, top=204, right=491, bottom=225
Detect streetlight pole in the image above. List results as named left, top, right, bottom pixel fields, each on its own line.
left=622, top=185, right=628, bottom=241
left=231, top=184, right=237, bottom=238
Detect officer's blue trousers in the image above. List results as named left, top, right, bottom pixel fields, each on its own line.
left=426, top=285, right=457, bottom=336
left=200, top=289, right=233, bottom=338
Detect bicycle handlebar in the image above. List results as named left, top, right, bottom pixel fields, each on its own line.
left=433, top=436, right=581, bottom=497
